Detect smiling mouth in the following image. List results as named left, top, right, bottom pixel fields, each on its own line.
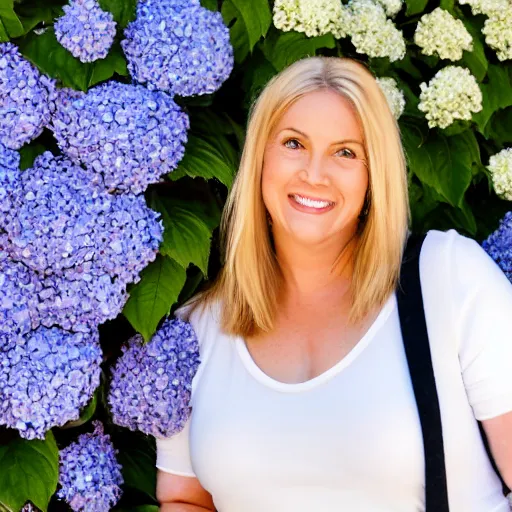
left=289, top=194, right=336, bottom=209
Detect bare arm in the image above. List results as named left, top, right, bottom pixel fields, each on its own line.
left=481, top=410, right=512, bottom=489
left=157, top=470, right=215, bottom=512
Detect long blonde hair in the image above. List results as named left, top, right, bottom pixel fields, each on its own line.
left=180, top=56, right=410, bottom=337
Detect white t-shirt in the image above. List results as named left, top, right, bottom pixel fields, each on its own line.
left=156, top=229, right=512, bottom=512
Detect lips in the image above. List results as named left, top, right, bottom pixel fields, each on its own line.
left=288, top=193, right=335, bottom=213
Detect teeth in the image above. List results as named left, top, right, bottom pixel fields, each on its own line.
left=292, top=194, right=332, bottom=209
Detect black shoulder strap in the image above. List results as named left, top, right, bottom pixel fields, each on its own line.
left=397, top=233, right=510, bottom=511
left=397, top=233, right=450, bottom=511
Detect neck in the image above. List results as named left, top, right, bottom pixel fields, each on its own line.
left=272, top=228, right=358, bottom=309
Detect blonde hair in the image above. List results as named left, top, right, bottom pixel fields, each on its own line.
left=180, top=56, right=410, bottom=337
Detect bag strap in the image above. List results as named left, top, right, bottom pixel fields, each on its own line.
left=397, top=233, right=450, bottom=511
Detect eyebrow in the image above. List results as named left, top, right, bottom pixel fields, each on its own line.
left=280, top=127, right=365, bottom=147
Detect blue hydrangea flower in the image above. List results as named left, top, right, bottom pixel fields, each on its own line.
left=57, top=421, right=123, bottom=512
left=482, top=211, right=512, bottom=282
left=0, top=245, right=41, bottom=336
left=122, top=0, right=234, bottom=96
left=0, top=43, right=55, bottom=150
left=108, top=317, right=201, bottom=438
left=0, top=143, right=20, bottom=231
left=0, top=326, right=102, bottom=440
left=55, top=0, right=117, bottom=63
left=50, top=82, right=189, bottom=194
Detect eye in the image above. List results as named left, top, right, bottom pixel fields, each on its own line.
left=336, top=148, right=356, bottom=159
left=283, top=138, right=303, bottom=150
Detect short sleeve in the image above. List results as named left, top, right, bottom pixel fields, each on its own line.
left=449, top=230, right=512, bottom=420
left=156, top=416, right=196, bottom=477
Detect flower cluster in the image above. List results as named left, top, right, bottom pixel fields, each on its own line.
left=0, top=326, right=102, bottom=440
left=482, top=7, right=512, bottom=62
left=376, top=77, right=406, bottom=119
left=0, top=143, right=20, bottom=231
left=482, top=211, right=512, bottom=282
left=273, top=0, right=351, bottom=39
left=487, top=147, right=512, bottom=201
left=375, top=0, right=403, bottom=17
left=0, top=247, right=41, bottom=336
left=3, top=151, right=163, bottom=332
left=418, top=66, right=482, bottom=129
left=0, top=43, right=55, bottom=150
left=54, top=0, right=117, bottom=63
left=108, top=317, right=201, bottom=438
left=122, top=0, right=234, bottom=96
left=347, top=0, right=406, bottom=62
left=50, top=82, right=189, bottom=194
left=57, top=421, right=123, bottom=512
left=457, top=0, right=509, bottom=16
left=414, top=8, right=473, bottom=61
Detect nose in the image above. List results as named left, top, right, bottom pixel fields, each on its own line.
left=300, top=152, right=330, bottom=186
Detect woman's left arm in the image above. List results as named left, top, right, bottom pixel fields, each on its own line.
left=481, top=411, right=512, bottom=489
left=447, top=231, right=512, bottom=487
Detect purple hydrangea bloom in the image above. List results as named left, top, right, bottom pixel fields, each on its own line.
left=482, top=211, right=512, bottom=282
left=108, top=317, right=201, bottom=438
left=55, top=0, right=117, bottom=63
left=57, top=421, right=123, bottom=512
left=0, top=245, right=41, bottom=336
left=122, top=0, right=234, bottom=96
left=0, top=43, right=55, bottom=150
left=0, top=143, right=20, bottom=231
left=0, top=326, right=102, bottom=440
left=50, top=82, right=189, bottom=194
left=3, top=151, right=163, bottom=332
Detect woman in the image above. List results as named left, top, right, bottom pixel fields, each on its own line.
left=155, top=56, right=512, bottom=511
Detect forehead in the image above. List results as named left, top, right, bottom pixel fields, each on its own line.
left=273, top=89, right=364, bottom=141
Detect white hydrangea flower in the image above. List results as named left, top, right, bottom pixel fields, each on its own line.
left=347, top=0, right=406, bottom=61
left=457, top=0, right=510, bottom=16
left=487, top=147, right=512, bottom=200
left=482, top=7, right=512, bottom=61
left=414, top=8, right=473, bottom=61
left=272, top=0, right=351, bottom=39
left=418, top=66, right=483, bottom=129
left=376, top=77, right=406, bottom=119
left=376, top=0, right=404, bottom=17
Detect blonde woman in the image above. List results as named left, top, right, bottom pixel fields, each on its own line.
left=155, top=57, right=512, bottom=511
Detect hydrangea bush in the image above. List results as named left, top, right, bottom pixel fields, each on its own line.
left=0, top=0, right=511, bottom=509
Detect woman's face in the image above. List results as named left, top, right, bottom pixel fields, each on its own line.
left=262, top=89, right=369, bottom=248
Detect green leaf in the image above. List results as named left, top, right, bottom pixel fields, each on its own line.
left=122, top=255, right=187, bottom=342
left=229, top=0, right=271, bottom=51
left=169, top=134, right=236, bottom=188
left=405, top=0, right=429, bottom=16
left=261, top=31, right=336, bottom=71
left=461, top=16, right=488, bottom=81
left=150, top=194, right=220, bottom=275
left=13, top=0, right=65, bottom=35
left=18, top=142, right=46, bottom=171
left=116, top=434, right=157, bottom=501
left=0, top=0, right=24, bottom=38
left=0, top=21, right=9, bottom=42
left=0, top=432, right=59, bottom=512
left=98, top=0, right=137, bottom=28
left=88, top=42, right=128, bottom=87
left=402, top=122, right=478, bottom=207
left=484, top=106, right=512, bottom=145
left=221, top=0, right=250, bottom=63
left=200, top=0, right=219, bottom=11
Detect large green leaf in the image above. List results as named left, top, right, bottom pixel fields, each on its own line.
left=221, top=0, right=271, bottom=62
left=0, top=0, right=24, bottom=39
left=405, top=0, right=429, bottom=16
left=402, top=122, right=478, bottom=207
left=14, top=0, right=65, bottom=35
left=18, top=28, right=127, bottom=91
left=123, top=255, right=187, bottom=342
left=0, top=432, right=59, bottom=512
left=169, top=134, right=236, bottom=188
left=150, top=194, right=220, bottom=275
left=98, top=0, right=137, bottom=28
left=461, top=16, right=488, bottom=81
left=261, top=31, right=336, bottom=71
left=484, top=107, right=512, bottom=145
left=474, top=63, right=512, bottom=135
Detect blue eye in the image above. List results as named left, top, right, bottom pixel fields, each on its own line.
left=284, top=138, right=302, bottom=150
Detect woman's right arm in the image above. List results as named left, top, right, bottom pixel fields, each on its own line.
left=157, top=470, right=216, bottom=511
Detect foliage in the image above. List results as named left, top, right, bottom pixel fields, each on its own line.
left=1, top=0, right=511, bottom=509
